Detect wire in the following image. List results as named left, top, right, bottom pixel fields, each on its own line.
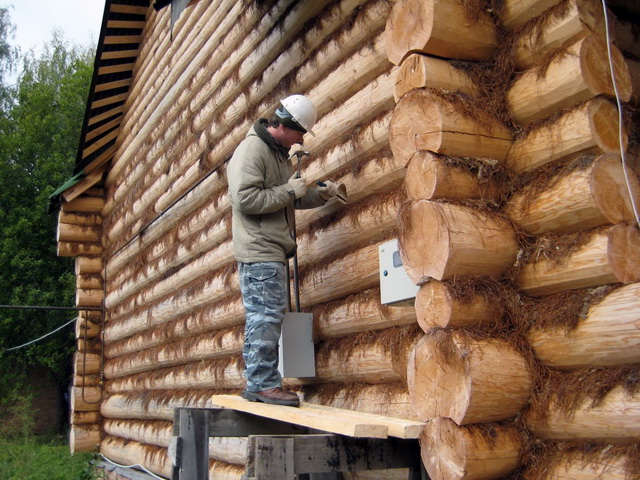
left=601, top=0, right=640, bottom=229
left=4, top=316, right=77, bottom=351
left=100, top=454, right=167, bottom=480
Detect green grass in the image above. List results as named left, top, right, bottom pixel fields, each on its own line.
left=0, top=435, right=101, bottom=480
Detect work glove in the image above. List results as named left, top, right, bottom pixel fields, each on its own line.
left=287, top=173, right=307, bottom=199
left=317, top=180, right=338, bottom=200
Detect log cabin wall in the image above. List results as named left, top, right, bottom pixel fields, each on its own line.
left=55, top=0, right=640, bottom=478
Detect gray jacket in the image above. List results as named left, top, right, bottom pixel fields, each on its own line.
left=227, top=121, right=326, bottom=263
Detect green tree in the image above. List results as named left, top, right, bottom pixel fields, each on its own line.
left=0, top=10, right=94, bottom=433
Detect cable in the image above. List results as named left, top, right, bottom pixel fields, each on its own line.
left=100, top=454, right=167, bottom=480
left=601, top=0, right=640, bottom=229
left=4, top=316, right=77, bottom=351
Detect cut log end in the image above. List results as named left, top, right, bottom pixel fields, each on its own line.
left=608, top=223, right=640, bottom=283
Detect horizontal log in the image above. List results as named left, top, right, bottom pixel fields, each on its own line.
left=101, top=392, right=218, bottom=420
left=529, top=282, right=640, bottom=369
left=57, top=242, right=103, bottom=257
left=628, top=56, right=640, bottom=105
left=508, top=36, right=630, bottom=125
left=314, top=289, right=417, bottom=339
left=104, top=299, right=244, bottom=358
left=390, top=89, right=513, bottom=166
left=400, top=201, right=518, bottom=284
left=76, top=288, right=103, bottom=308
left=512, top=0, right=613, bottom=68
left=101, top=436, right=245, bottom=480
left=385, top=0, right=497, bottom=65
left=61, top=196, right=104, bottom=213
left=405, top=151, right=500, bottom=202
left=74, top=352, right=101, bottom=375
left=394, top=54, right=479, bottom=102
left=500, top=0, right=564, bottom=30
left=75, top=256, right=103, bottom=275
left=106, top=358, right=245, bottom=393
left=103, top=418, right=248, bottom=466
left=516, top=223, right=640, bottom=296
left=69, top=424, right=100, bottom=453
left=525, top=385, right=640, bottom=442
left=522, top=445, right=635, bottom=479
left=414, top=280, right=504, bottom=332
left=101, top=436, right=172, bottom=479
left=58, top=211, right=102, bottom=225
left=56, top=223, right=99, bottom=243
left=70, top=386, right=101, bottom=412
left=104, top=419, right=173, bottom=448
left=506, top=153, right=640, bottom=235
left=76, top=317, right=100, bottom=339
left=507, top=96, right=627, bottom=173
left=408, top=329, right=532, bottom=425
left=70, top=411, right=100, bottom=425
left=104, top=326, right=243, bottom=378
left=72, top=374, right=101, bottom=387
left=420, top=418, right=523, bottom=480
left=76, top=274, right=103, bottom=290
left=304, top=383, right=419, bottom=421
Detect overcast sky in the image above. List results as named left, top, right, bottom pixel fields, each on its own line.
left=3, top=0, right=104, bottom=55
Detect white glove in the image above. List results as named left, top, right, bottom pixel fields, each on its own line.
left=287, top=173, right=307, bottom=199
left=317, top=180, right=338, bottom=200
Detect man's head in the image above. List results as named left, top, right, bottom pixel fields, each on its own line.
left=268, top=94, right=316, bottom=149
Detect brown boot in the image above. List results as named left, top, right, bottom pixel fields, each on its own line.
left=241, top=387, right=300, bottom=407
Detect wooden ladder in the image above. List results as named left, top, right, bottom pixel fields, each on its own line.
left=169, top=395, right=428, bottom=480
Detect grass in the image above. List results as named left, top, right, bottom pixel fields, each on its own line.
left=0, top=435, right=102, bottom=480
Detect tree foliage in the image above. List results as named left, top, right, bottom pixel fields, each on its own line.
left=0, top=8, right=94, bottom=404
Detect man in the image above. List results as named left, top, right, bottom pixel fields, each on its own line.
left=227, top=95, right=338, bottom=406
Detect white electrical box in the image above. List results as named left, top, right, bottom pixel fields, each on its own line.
left=278, top=312, right=316, bottom=378
left=379, top=239, right=419, bottom=306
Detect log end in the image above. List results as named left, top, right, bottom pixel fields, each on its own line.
left=385, top=0, right=434, bottom=66
left=592, top=153, right=640, bottom=225
left=590, top=96, right=628, bottom=153
left=581, top=37, right=632, bottom=101
left=608, top=223, right=640, bottom=284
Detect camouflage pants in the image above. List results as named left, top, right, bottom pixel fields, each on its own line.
left=238, top=261, right=287, bottom=392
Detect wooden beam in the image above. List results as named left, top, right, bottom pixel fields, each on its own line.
left=97, top=63, right=135, bottom=75
left=107, top=20, right=146, bottom=29
left=100, top=49, right=139, bottom=60
left=82, top=145, right=117, bottom=173
left=104, top=35, right=142, bottom=44
left=85, top=115, right=122, bottom=141
left=211, top=395, right=389, bottom=438
left=94, top=78, right=132, bottom=93
left=110, top=4, right=148, bottom=15
left=82, top=128, right=119, bottom=158
left=87, top=105, right=124, bottom=126
left=91, top=92, right=129, bottom=110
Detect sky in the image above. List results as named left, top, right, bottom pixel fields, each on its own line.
left=2, top=0, right=104, bottom=56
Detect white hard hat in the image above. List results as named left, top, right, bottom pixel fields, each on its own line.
left=276, top=94, right=317, bottom=136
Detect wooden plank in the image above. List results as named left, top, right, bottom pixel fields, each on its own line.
left=253, top=437, right=295, bottom=480
left=211, top=395, right=388, bottom=438
left=86, top=116, right=122, bottom=141
left=98, top=63, right=135, bottom=75
left=107, top=20, right=146, bottom=29
left=94, top=79, right=132, bottom=93
left=207, top=408, right=307, bottom=437
left=104, top=35, right=142, bottom=44
left=87, top=106, right=124, bottom=126
left=82, top=128, right=119, bottom=157
left=302, top=403, right=424, bottom=439
left=91, top=93, right=128, bottom=110
left=176, top=409, right=209, bottom=480
left=101, top=49, right=139, bottom=60
left=62, top=169, right=105, bottom=203
left=246, top=434, right=421, bottom=475
left=110, top=4, right=148, bottom=15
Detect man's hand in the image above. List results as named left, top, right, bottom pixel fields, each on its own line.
left=287, top=173, right=307, bottom=199
left=317, top=180, right=338, bottom=200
